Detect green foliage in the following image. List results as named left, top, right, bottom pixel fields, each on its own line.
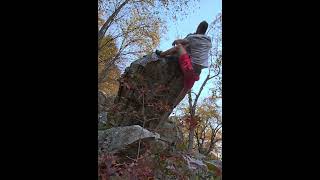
left=98, top=36, right=121, bottom=96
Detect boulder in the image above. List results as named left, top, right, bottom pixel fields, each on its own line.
left=107, top=53, right=184, bottom=129
left=98, top=125, right=160, bottom=154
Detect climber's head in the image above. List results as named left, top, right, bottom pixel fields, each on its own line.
left=196, top=21, right=208, bottom=34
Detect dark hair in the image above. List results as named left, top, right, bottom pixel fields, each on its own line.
left=196, top=21, right=208, bottom=34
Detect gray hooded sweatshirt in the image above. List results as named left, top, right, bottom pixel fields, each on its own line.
left=185, top=33, right=212, bottom=68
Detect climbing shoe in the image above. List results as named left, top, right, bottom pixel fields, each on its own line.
left=155, top=50, right=162, bottom=56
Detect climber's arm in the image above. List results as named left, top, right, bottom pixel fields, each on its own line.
left=172, top=39, right=189, bottom=46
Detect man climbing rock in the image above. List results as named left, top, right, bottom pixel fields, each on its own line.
left=153, top=21, right=212, bottom=129
left=156, top=21, right=212, bottom=108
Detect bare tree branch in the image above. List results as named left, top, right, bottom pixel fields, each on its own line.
left=195, top=128, right=201, bottom=151
left=191, top=65, right=221, bottom=110
left=99, top=23, right=151, bottom=51
left=206, top=124, right=222, bottom=154
left=98, top=0, right=131, bottom=45
left=199, top=118, right=210, bottom=149
left=187, top=91, right=195, bottom=152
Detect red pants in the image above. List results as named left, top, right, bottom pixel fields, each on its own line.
left=178, top=54, right=199, bottom=90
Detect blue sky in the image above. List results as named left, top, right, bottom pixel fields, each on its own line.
left=158, top=0, right=222, bottom=105
left=159, top=0, right=222, bottom=50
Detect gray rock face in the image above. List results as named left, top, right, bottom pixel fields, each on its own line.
left=157, top=120, right=183, bottom=145
left=183, top=155, right=207, bottom=170
left=148, top=139, right=169, bottom=153
left=98, top=125, right=160, bottom=154
left=98, top=111, right=108, bottom=129
left=107, top=53, right=184, bottom=129
left=132, top=52, right=160, bottom=67
left=98, top=91, right=107, bottom=113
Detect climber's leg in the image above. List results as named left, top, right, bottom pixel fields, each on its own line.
left=172, top=46, right=199, bottom=107
left=159, top=43, right=186, bottom=57
left=155, top=46, right=195, bottom=130
left=178, top=51, right=195, bottom=89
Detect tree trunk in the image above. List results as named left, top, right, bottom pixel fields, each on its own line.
left=188, top=128, right=195, bottom=152
left=98, top=0, right=130, bottom=46
left=187, top=91, right=196, bottom=152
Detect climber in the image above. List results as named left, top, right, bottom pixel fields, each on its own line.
left=156, top=21, right=212, bottom=107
